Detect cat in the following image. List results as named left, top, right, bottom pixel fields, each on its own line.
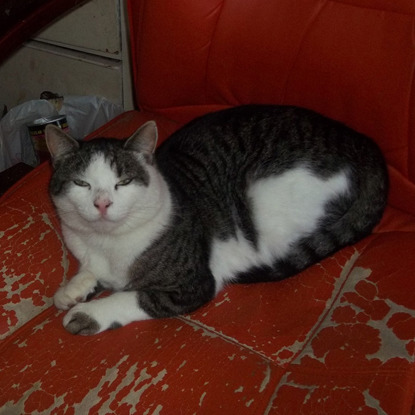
left=45, top=105, right=388, bottom=335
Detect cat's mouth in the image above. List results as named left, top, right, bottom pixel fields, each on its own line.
left=95, top=213, right=120, bottom=223
left=89, top=216, right=122, bottom=233
left=90, top=204, right=119, bottom=223
left=76, top=204, right=128, bottom=227
left=83, top=210, right=121, bottom=226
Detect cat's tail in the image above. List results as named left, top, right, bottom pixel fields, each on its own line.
left=237, top=148, right=389, bottom=284
left=287, top=150, right=388, bottom=277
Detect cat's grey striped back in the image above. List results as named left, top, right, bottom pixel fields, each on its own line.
left=153, top=105, right=388, bottom=284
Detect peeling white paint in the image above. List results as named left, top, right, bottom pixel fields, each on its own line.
left=0, top=381, right=67, bottom=414
left=292, top=251, right=365, bottom=364
left=363, top=389, right=388, bottom=414
left=39, top=230, right=51, bottom=241
left=366, top=307, right=413, bottom=362
left=19, top=364, right=31, bottom=373
left=259, top=364, right=271, bottom=393
left=272, top=340, right=304, bottom=365
left=14, top=339, right=27, bottom=348
left=199, top=391, right=207, bottom=406
left=1, top=297, right=51, bottom=340
left=177, top=360, right=187, bottom=371
left=0, top=211, right=74, bottom=339
left=67, top=356, right=166, bottom=414
left=41, top=212, right=70, bottom=285
left=265, top=247, right=415, bottom=413
left=32, top=317, right=52, bottom=333
left=152, top=404, right=163, bottom=414
left=214, top=292, right=231, bottom=307
left=296, top=261, right=415, bottom=365
left=3, top=223, right=19, bottom=235
left=127, top=367, right=167, bottom=411
left=303, top=388, right=315, bottom=405
left=366, top=298, right=415, bottom=362
left=245, top=398, right=254, bottom=407
left=21, top=216, right=35, bottom=231
left=72, top=355, right=131, bottom=415
left=265, top=373, right=319, bottom=415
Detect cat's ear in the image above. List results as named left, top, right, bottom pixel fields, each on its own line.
left=124, top=121, right=158, bottom=159
left=45, top=125, right=79, bottom=161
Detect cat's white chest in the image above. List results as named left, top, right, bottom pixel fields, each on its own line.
left=209, top=167, right=349, bottom=291
left=62, top=227, right=139, bottom=289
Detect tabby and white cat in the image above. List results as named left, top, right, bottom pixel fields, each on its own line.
left=45, top=105, right=388, bottom=335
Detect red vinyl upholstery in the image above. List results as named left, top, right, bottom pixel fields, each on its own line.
left=1, top=0, right=415, bottom=413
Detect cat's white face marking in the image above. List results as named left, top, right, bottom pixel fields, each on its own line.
left=54, top=154, right=165, bottom=235
left=65, top=155, right=133, bottom=224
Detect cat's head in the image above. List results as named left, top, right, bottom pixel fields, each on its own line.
left=45, top=122, right=166, bottom=234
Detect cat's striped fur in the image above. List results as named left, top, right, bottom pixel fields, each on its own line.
left=46, top=105, right=388, bottom=335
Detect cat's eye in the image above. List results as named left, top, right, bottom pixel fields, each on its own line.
left=73, top=179, right=91, bottom=188
left=115, top=178, right=133, bottom=189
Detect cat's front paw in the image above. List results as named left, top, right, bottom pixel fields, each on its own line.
left=63, top=310, right=101, bottom=335
left=61, top=292, right=151, bottom=335
left=54, top=271, right=98, bottom=310
left=62, top=300, right=120, bottom=336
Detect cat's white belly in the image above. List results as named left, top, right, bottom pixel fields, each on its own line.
left=62, top=212, right=169, bottom=289
left=209, top=167, right=349, bottom=292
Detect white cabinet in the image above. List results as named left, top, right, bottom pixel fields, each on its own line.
left=0, top=0, right=133, bottom=110
left=36, top=0, right=122, bottom=58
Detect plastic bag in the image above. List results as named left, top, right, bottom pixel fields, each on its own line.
left=60, top=95, right=124, bottom=142
left=0, top=95, right=124, bottom=172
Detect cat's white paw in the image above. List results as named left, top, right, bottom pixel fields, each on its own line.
left=62, top=292, right=151, bottom=335
left=63, top=300, right=119, bottom=335
left=63, top=303, right=103, bottom=335
left=54, top=271, right=98, bottom=310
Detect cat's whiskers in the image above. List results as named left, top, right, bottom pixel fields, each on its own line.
left=54, top=202, right=164, bottom=229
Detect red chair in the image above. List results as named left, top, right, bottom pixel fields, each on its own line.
left=1, top=0, right=415, bottom=413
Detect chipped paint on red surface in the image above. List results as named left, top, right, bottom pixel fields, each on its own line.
left=2, top=214, right=415, bottom=413
left=0, top=167, right=77, bottom=340
left=267, top=233, right=415, bottom=413
left=1, top=309, right=284, bottom=414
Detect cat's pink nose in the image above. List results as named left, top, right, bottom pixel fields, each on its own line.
left=94, top=198, right=113, bottom=215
